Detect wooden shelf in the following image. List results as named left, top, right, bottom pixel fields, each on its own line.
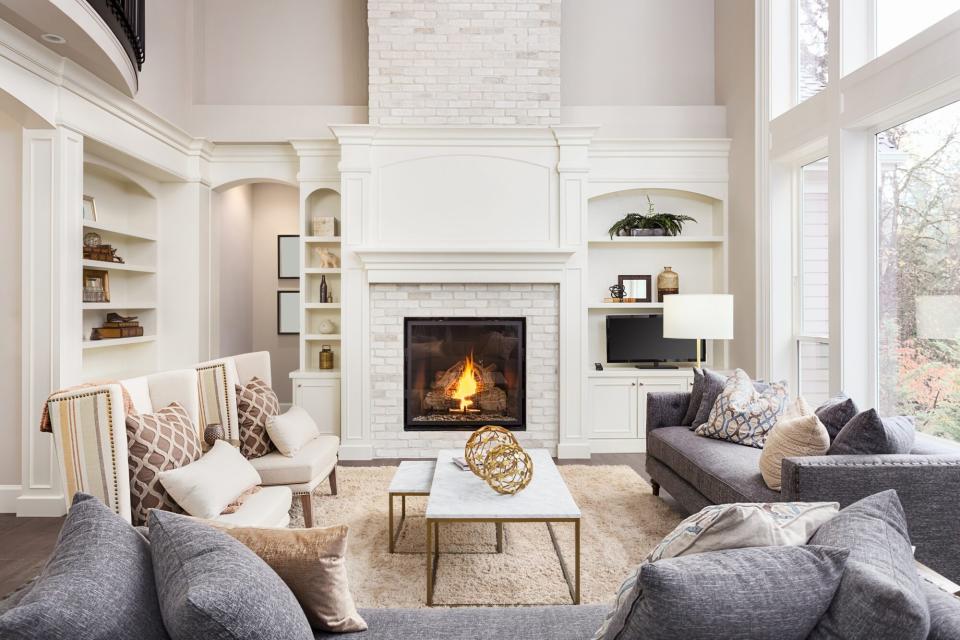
left=303, top=334, right=342, bottom=340
left=303, top=236, right=341, bottom=244
left=305, top=302, right=341, bottom=309
left=82, top=335, right=156, bottom=349
left=82, top=259, right=156, bottom=273
left=83, top=220, right=156, bottom=242
left=304, top=268, right=342, bottom=275
left=588, top=236, right=725, bottom=246
left=83, top=302, right=157, bottom=310
left=588, top=302, right=664, bottom=310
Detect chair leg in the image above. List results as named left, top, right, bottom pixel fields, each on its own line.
left=651, top=480, right=661, bottom=497
left=300, top=493, right=315, bottom=528
left=329, top=466, right=338, bottom=495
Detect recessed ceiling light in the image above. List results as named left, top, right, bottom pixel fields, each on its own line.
left=41, top=33, right=66, bottom=44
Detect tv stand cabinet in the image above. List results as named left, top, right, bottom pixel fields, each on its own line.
left=586, top=368, right=694, bottom=453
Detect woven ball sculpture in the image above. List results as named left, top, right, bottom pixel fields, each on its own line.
left=482, top=443, right=534, bottom=495
left=464, top=425, right=518, bottom=479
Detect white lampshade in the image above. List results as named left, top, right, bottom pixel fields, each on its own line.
left=663, top=294, right=734, bottom=340
left=917, top=295, right=960, bottom=339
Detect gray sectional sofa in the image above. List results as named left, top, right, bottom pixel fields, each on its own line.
left=645, top=390, right=960, bottom=583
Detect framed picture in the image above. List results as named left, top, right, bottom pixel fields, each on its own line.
left=618, top=274, right=652, bottom=303
left=277, top=290, right=300, bottom=335
left=278, top=235, right=299, bottom=279
left=83, top=268, right=110, bottom=303
left=82, top=195, right=97, bottom=222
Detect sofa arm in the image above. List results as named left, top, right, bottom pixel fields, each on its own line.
left=781, top=453, right=960, bottom=582
left=646, top=392, right=691, bottom=436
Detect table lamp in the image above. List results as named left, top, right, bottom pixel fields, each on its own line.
left=663, top=294, right=734, bottom=369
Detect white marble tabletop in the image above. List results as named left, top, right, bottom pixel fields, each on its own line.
left=425, top=449, right=580, bottom=520
left=389, top=460, right=437, bottom=493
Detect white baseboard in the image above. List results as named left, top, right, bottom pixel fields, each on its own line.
left=338, top=443, right=374, bottom=461
left=589, top=438, right=647, bottom=454
left=556, top=442, right=592, bottom=459
left=16, top=493, right=67, bottom=517
left=0, top=485, right=21, bottom=513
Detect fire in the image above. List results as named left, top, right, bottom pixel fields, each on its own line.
left=450, top=353, right=481, bottom=412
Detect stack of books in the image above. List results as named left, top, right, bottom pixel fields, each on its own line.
left=90, top=313, right=144, bottom=340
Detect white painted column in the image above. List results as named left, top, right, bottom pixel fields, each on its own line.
left=19, top=127, right=83, bottom=516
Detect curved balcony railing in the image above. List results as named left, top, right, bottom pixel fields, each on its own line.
left=86, top=0, right=144, bottom=71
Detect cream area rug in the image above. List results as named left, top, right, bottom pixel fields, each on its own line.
left=289, top=465, right=682, bottom=608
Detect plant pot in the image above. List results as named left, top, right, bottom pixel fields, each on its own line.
left=617, top=229, right=631, bottom=236
left=630, top=228, right=666, bottom=236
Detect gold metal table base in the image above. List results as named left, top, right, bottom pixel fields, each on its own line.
left=425, top=517, right=581, bottom=606
left=388, top=491, right=429, bottom=553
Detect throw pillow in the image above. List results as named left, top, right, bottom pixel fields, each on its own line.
left=808, top=490, right=930, bottom=640
left=126, top=401, right=203, bottom=526
left=207, top=522, right=367, bottom=632
left=681, top=367, right=705, bottom=427
left=922, top=580, right=960, bottom=640
left=148, top=510, right=312, bottom=640
left=695, top=369, right=789, bottom=448
left=828, top=409, right=915, bottom=455
left=690, top=367, right=727, bottom=428
left=0, top=493, right=170, bottom=640
left=645, top=500, right=839, bottom=563
left=759, top=397, right=831, bottom=490
left=266, top=406, right=320, bottom=457
left=158, top=440, right=262, bottom=519
left=593, top=545, right=848, bottom=640
left=815, top=393, right=859, bottom=441
left=236, top=377, right=279, bottom=459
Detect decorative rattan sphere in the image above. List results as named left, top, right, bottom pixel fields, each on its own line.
left=464, top=425, right=518, bottom=478
left=483, top=443, right=534, bottom=495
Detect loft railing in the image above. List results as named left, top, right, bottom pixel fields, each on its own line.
left=87, top=0, right=145, bottom=71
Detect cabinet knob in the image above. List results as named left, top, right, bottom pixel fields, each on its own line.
left=632, top=382, right=637, bottom=386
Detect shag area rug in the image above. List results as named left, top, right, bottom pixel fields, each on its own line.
left=289, top=465, right=682, bottom=608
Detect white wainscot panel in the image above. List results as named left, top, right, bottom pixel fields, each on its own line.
left=376, top=155, right=554, bottom=246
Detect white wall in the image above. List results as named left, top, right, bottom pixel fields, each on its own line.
left=562, top=0, right=716, bottom=107
left=715, top=0, right=757, bottom=375
left=214, top=184, right=254, bottom=358
left=250, top=184, right=299, bottom=404
left=134, top=0, right=191, bottom=129
left=0, top=110, right=21, bottom=489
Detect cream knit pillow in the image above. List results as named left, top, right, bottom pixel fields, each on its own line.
left=759, top=397, right=830, bottom=491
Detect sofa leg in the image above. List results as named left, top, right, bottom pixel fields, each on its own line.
left=329, top=466, right=338, bottom=496
left=651, top=480, right=661, bottom=497
left=300, top=493, right=314, bottom=528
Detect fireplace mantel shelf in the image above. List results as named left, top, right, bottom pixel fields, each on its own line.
left=354, top=247, right=576, bottom=266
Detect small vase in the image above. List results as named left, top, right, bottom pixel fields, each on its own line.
left=318, top=345, right=334, bottom=370
left=657, top=267, right=679, bottom=302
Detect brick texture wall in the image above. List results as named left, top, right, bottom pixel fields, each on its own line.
left=367, top=1, right=561, bottom=125
left=369, top=283, right=559, bottom=457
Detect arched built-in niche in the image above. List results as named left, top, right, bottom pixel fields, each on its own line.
left=302, top=187, right=342, bottom=374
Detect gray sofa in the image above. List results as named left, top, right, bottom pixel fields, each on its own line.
left=645, top=391, right=960, bottom=583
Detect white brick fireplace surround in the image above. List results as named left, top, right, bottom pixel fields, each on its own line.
left=370, top=283, right=559, bottom=457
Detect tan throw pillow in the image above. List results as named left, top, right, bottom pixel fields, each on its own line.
left=126, top=402, right=202, bottom=526
left=208, top=523, right=367, bottom=633
left=236, top=377, right=279, bottom=459
left=695, top=369, right=789, bottom=448
left=760, top=397, right=831, bottom=490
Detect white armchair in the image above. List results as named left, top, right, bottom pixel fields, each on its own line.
left=194, top=351, right=340, bottom=527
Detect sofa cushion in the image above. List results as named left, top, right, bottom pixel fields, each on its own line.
left=691, top=367, right=728, bottom=428
left=696, top=369, right=789, bottom=448
left=213, top=485, right=292, bottom=528
left=236, top=377, right=279, bottom=459
left=250, top=436, right=340, bottom=486
left=759, top=397, right=830, bottom=490
left=0, top=493, right=170, bottom=640
left=312, top=605, right=608, bottom=640
left=922, top=580, right=960, bottom=640
left=594, top=545, right=848, bottom=640
left=648, top=427, right=780, bottom=503
left=681, top=367, right=704, bottom=426
left=159, top=440, right=262, bottom=519
left=808, top=490, right=930, bottom=640
left=815, top=393, right=859, bottom=440
left=828, top=409, right=915, bottom=456
left=149, top=510, right=312, bottom=640
left=911, top=432, right=960, bottom=456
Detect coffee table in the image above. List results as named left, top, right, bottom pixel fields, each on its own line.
left=424, top=449, right=581, bottom=606
left=387, top=461, right=435, bottom=553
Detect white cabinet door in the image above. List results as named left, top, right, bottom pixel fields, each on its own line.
left=588, top=377, right=639, bottom=439
left=638, top=378, right=689, bottom=436
left=294, top=379, right=341, bottom=436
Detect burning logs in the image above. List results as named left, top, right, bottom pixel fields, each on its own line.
left=422, top=355, right=508, bottom=413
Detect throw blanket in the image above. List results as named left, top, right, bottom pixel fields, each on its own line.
left=39, top=382, right=136, bottom=433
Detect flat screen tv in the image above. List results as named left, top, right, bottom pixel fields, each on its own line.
left=605, top=315, right=704, bottom=368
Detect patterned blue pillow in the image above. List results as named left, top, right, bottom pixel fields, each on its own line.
left=695, top=369, right=789, bottom=448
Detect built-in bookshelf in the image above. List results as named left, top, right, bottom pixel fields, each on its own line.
left=298, top=186, right=342, bottom=376
left=80, top=157, right=159, bottom=380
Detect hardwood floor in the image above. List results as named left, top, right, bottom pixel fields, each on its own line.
left=1, top=452, right=678, bottom=599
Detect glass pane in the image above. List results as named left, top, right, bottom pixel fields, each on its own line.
left=798, top=0, right=829, bottom=101
left=876, top=1, right=959, bottom=58
left=801, top=158, right=829, bottom=336
left=799, top=340, right=831, bottom=405
left=877, top=100, right=960, bottom=442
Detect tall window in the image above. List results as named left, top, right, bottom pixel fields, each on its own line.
left=797, top=158, right=830, bottom=404
left=875, top=1, right=959, bottom=58
left=877, top=101, right=960, bottom=441
left=798, top=0, right=829, bottom=101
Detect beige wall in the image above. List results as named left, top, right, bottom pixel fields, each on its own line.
left=250, top=184, right=299, bottom=404
left=215, top=184, right=254, bottom=359
left=563, top=0, right=716, bottom=106
left=715, top=0, right=758, bottom=374
left=134, top=0, right=191, bottom=128
left=0, top=111, right=21, bottom=485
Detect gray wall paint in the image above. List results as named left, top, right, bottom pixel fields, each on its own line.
left=0, top=111, right=21, bottom=485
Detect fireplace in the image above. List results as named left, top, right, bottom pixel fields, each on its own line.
left=404, top=317, right=526, bottom=431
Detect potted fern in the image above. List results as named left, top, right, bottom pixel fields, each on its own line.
left=607, top=195, right=696, bottom=238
